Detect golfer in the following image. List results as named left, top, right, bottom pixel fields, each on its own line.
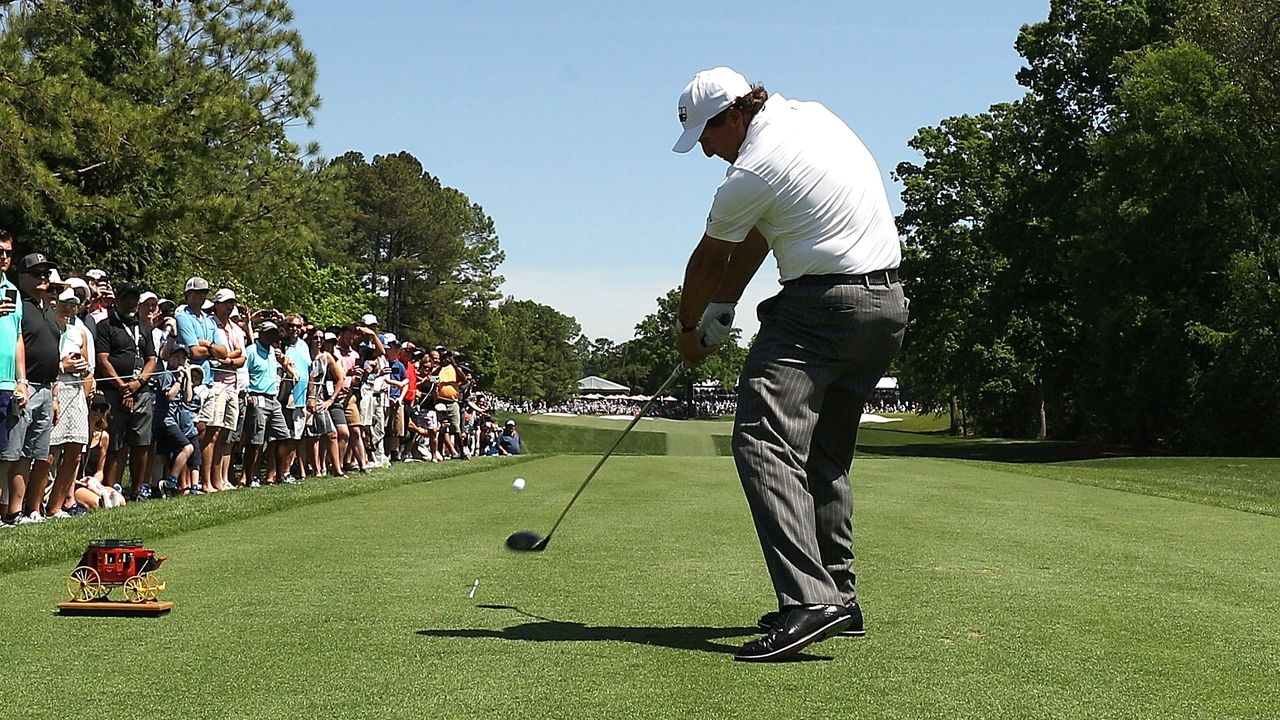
left=672, top=67, right=908, bottom=662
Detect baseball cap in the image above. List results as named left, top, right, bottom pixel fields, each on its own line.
left=139, top=291, right=158, bottom=304
left=434, top=403, right=447, bottom=411
left=505, top=419, right=516, bottom=427
left=213, top=288, right=236, bottom=304
left=158, top=297, right=175, bottom=309
left=85, top=268, right=108, bottom=281
left=47, top=268, right=66, bottom=286
left=360, top=313, right=378, bottom=326
left=258, top=320, right=279, bottom=333
left=56, top=287, right=81, bottom=304
left=66, top=277, right=91, bottom=295
left=322, top=331, right=338, bottom=341
left=672, top=66, right=752, bottom=154
left=17, top=252, right=56, bottom=274
left=382, top=332, right=398, bottom=345
left=184, top=276, right=210, bottom=293
left=201, top=299, right=213, bottom=310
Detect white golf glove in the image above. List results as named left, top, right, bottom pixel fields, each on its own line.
left=698, top=302, right=737, bottom=347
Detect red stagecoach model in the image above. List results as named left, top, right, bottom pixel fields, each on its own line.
left=66, top=539, right=167, bottom=603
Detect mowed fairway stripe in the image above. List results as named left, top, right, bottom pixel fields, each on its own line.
left=0, top=455, right=1275, bottom=719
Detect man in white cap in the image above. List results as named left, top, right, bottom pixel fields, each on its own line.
left=671, top=67, right=909, bottom=661
left=175, top=276, right=229, bottom=493
left=209, top=288, right=246, bottom=488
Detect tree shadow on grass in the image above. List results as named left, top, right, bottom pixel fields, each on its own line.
left=415, top=604, right=832, bottom=661
left=857, top=428, right=1113, bottom=463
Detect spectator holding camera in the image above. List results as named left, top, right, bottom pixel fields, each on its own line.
left=47, top=286, right=95, bottom=516
left=0, top=231, right=21, bottom=526
left=311, top=330, right=347, bottom=477
left=433, top=348, right=465, bottom=459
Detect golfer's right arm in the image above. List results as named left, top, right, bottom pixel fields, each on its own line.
left=711, top=227, right=769, bottom=303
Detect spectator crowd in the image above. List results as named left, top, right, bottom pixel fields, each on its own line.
left=0, top=230, right=521, bottom=529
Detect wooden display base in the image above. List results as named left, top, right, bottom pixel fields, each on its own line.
left=57, top=600, right=174, bottom=617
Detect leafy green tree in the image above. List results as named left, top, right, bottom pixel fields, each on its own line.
left=326, top=151, right=504, bottom=347
left=489, top=299, right=582, bottom=402
left=618, top=288, right=747, bottom=409
left=0, top=0, right=331, bottom=301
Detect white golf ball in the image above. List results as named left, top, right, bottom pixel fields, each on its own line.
left=512, top=477, right=526, bottom=491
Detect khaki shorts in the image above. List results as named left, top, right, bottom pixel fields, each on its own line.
left=344, top=394, right=362, bottom=426
left=198, top=383, right=240, bottom=430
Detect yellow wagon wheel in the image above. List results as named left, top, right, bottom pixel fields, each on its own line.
left=66, top=566, right=102, bottom=602
left=122, top=575, right=146, bottom=603
left=142, top=574, right=165, bottom=601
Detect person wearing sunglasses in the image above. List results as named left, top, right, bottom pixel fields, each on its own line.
left=1, top=252, right=62, bottom=525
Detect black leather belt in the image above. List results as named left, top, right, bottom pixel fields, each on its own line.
left=782, top=269, right=899, bottom=287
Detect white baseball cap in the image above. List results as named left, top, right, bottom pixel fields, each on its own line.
left=672, top=67, right=753, bottom=154
left=360, top=313, right=378, bottom=326
left=184, top=276, right=210, bottom=293
left=214, top=288, right=236, bottom=304
left=138, top=291, right=158, bottom=304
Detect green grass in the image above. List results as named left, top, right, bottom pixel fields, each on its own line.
left=993, top=456, right=1280, bottom=517
left=2, top=416, right=1277, bottom=719
left=517, top=414, right=667, bottom=455
left=872, top=411, right=952, bottom=433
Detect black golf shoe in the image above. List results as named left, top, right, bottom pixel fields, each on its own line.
left=734, top=604, right=854, bottom=662
left=757, top=601, right=865, bottom=637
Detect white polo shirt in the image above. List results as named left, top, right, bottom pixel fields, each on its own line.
left=704, top=94, right=901, bottom=281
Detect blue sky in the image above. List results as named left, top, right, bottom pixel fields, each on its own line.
left=288, top=0, right=1048, bottom=342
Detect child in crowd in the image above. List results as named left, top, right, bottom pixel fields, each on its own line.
left=71, top=399, right=126, bottom=510
left=154, top=346, right=201, bottom=495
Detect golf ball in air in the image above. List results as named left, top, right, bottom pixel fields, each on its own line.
left=512, top=477, right=526, bottom=490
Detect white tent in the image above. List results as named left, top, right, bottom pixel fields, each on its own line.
left=577, top=375, right=629, bottom=394
left=875, top=377, right=898, bottom=390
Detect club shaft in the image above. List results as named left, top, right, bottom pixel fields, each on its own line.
left=544, top=362, right=684, bottom=539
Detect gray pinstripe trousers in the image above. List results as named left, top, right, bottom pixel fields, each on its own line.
left=732, top=279, right=908, bottom=610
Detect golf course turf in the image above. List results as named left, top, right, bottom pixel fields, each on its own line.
left=0, top=417, right=1275, bottom=719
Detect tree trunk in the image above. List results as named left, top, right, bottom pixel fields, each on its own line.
left=949, top=394, right=961, bottom=436
left=1035, top=378, right=1047, bottom=440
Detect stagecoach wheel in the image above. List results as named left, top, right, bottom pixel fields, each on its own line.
left=122, top=576, right=146, bottom=603
left=66, top=566, right=102, bottom=602
left=141, top=574, right=164, bottom=601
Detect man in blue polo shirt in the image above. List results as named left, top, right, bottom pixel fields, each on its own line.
left=242, top=321, right=292, bottom=486
left=174, top=276, right=228, bottom=493
left=0, top=231, right=22, bottom=528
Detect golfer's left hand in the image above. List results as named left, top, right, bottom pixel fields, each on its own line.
left=677, top=329, right=714, bottom=368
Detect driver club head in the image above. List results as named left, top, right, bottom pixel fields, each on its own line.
left=506, top=530, right=550, bottom=552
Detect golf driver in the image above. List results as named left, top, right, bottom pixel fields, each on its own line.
left=507, top=361, right=686, bottom=552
